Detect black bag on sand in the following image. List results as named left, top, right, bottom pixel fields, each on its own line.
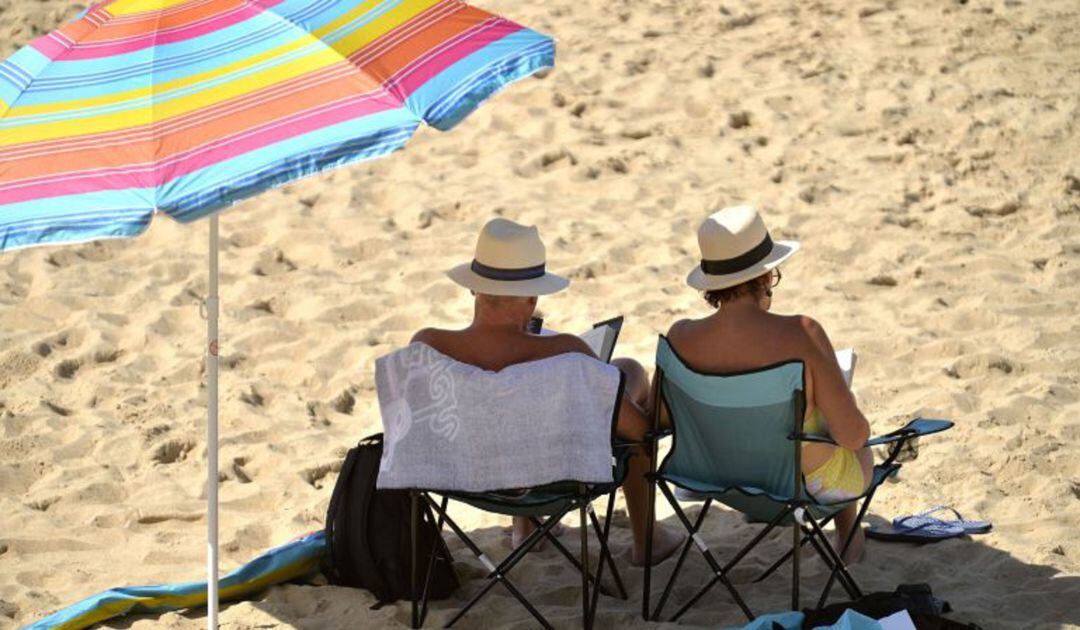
left=323, top=433, right=458, bottom=605
left=802, top=583, right=983, bottom=629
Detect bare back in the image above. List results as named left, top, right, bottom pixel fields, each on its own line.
left=412, top=326, right=595, bottom=372
left=666, top=307, right=869, bottom=452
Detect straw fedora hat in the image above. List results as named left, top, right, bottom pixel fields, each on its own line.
left=447, top=218, right=569, bottom=296
left=687, top=205, right=800, bottom=291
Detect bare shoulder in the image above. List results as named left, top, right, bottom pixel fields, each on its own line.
left=790, top=314, right=834, bottom=355
left=536, top=332, right=597, bottom=360
left=666, top=317, right=696, bottom=343
left=410, top=327, right=452, bottom=352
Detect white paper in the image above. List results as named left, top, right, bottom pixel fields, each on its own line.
left=835, top=348, right=857, bottom=387
left=579, top=325, right=618, bottom=362
left=877, top=610, right=917, bottom=630
left=541, top=322, right=619, bottom=363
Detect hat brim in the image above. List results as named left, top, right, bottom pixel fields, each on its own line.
left=686, top=240, right=800, bottom=291
left=447, top=264, right=570, bottom=297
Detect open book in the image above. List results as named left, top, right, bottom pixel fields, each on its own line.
left=578, top=316, right=623, bottom=363
left=836, top=348, right=857, bottom=387
left=536, top=316, right=624, bottom=363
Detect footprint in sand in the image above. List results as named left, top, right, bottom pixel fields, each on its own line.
left=240, top=385, right=269, bottom=408
left=301, top=462, right=341, bottom=490
left=53, top=359, right=81, bottom=380
left=332, top=388, right=357, bottom=415
left=151, top=439, right=195, bottom=465
left=252, top=249, right=297, bottom=276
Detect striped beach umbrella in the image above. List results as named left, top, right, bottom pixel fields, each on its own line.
left=0, top=0, right=553, bottom=626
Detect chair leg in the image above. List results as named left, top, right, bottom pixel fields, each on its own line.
left=413, top=494, right=451, bottom=628
left=792, top=507, right=801, bottom=612
left=803, top=514, right=863, bottom=602
left=588, top=492, right=623, bottom=623
left=589, top=495, right=628, bottom=599
left=580, top=501, right=591, bottom=630
left=410, top=491, right=420, bottom=629
left=656, top=481, right=754, bottom=622
left=667, top=495, right=791, bottom=623
left=427, top=498, right=566, bottom=629
left=818, top=491, right=876, bottom=607
left=643, top=472, right=657, bottom=620
left=802, top=525, right=860, bottom=602
left=752, top=512, right=837, bottom=584
left=650, top=498, right=712, bottom=621
left=527, top=514, right=618, bottom=599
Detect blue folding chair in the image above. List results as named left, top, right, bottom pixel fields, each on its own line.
left=641, top=336, right=952, bottom=623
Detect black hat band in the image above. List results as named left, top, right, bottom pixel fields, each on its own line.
left=700, top=233, right=774, bottom=275
left=471, top=259, right=546, bottom=281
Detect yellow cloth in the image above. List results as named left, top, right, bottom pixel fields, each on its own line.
left=802, top=408, right=865, bottom=503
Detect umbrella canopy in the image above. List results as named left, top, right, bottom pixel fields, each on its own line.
left=0, top=0, right=554, bottom=251
left=0, top=1, right=553, bottom=627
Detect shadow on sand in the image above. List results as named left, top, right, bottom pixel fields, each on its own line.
left=102, top=502, right=1080, bottom=629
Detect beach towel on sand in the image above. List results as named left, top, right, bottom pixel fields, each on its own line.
left=375, top=343, right=620, bottom=493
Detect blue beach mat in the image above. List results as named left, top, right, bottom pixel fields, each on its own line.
left=25, top=531, right=326, bottom=630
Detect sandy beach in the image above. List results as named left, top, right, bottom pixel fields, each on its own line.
left=2, top=0, right=1079, bottom=628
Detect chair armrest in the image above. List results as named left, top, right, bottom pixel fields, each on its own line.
left=790, top=432, right=838, bottom=445
left=865, top=418, right=953, bottom=447
left=792, top=418, right=953, bottom=448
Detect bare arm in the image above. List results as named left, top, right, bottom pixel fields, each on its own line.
left=800, top=316, right=870, bottom=450
left=546, top=334, right=650, bottom=442
left=410, top=328, right=435, bottom=345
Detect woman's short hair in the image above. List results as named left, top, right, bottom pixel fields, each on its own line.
left=703, top=273, right=770, bottom=309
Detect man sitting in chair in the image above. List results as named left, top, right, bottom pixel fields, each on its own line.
left=411, top=217, right=683, bottom=566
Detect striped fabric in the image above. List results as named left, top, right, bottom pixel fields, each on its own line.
left=26, top=531, right=327, bottom=630
left=0, top=0, right=554, bottom=252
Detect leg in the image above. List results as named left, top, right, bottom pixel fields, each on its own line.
left=624, top=444, right=685, bottom=566
left=609, top=382, right=685, bottom=567
left=832, top=447, right=872, bottom=564
left=611, top=357, right=649, bottom=408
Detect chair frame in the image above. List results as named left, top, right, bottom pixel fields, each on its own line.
left=641, top=358, right=929, bottom=623
left=408, top=375, right=630, bottom=629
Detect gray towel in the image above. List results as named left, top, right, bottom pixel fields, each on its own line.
left=375, top=343, right=620, bottom=492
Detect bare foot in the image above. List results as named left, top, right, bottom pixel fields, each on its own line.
left=631, top=524, right=686, bottom=567
left=836, top=526, right=866, bottom=565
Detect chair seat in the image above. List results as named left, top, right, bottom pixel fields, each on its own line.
left=661, top=464, right=898, bottom=523
left=444, top=447, right=634, bottom=518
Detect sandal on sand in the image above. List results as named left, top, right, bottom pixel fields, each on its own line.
left=893, top=505, right=992, bottom=535
left=866, top=519, right=964, bottom=543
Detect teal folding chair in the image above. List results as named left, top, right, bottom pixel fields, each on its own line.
left=409, top=374, right=631, bottom=630
left=641, top=336, right=952, bottom=623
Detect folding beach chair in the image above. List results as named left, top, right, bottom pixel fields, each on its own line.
left=408, top=375, right=632, bottom=629
left=641, top=336, right=953, bottom=623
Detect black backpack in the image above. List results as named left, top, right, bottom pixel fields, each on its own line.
left=323, top=433, right=458, bottom=604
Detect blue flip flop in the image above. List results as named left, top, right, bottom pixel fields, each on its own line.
left=893, top=505, right=992, bottom=535
left=866, top=518, right=964, bottom=543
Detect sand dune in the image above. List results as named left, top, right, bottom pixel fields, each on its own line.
left=1, top=0, right=1079, bottom=628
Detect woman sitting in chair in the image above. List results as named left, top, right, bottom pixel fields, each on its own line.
left=661, top=204, right=872, bottom=563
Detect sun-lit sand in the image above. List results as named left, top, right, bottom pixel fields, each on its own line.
left=2, top=0, right=1079, bottom=628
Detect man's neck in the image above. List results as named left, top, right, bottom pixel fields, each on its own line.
left=471, top=310, right=528, bottom=332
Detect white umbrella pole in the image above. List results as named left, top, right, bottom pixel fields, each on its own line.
left=207, top=215, right=220, bottom=630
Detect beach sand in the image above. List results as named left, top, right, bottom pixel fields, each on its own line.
left=2, top=0, right=1079, bottom=628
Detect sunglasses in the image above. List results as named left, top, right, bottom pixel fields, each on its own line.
left=770, top=268, right=782, bottom=288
